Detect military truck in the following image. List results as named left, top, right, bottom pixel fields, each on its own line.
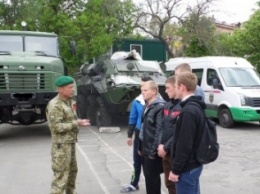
left=0, top=30, right=75, bottom=125
left=75, top=50, right=167, bottom=127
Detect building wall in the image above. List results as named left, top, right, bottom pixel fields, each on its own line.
left=215, top=22, right=240, bottom=34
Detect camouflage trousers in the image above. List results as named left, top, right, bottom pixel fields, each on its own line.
left=51, top=143, right=78, bottom=194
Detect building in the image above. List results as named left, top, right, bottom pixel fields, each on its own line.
left=215, top=21, right=241, bottom=34
left=112, top=38, right=168, bottom=62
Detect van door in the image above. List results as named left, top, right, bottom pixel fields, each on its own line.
left=204, top=68, right=223, bottom=118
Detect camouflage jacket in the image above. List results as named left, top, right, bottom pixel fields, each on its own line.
left=46, top=94, right=78, bottom=143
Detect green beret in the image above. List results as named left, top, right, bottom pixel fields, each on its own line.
left=55, top=76, right=74, bottom=87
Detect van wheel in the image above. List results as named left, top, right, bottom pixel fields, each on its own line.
left=95, top=97, right=112, bottom=128
left=218, top=108, right=234, bottom=128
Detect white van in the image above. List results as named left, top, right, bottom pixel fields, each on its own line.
left=165, top=56, right=260, bottom=128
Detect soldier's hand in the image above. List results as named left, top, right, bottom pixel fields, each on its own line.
left=77, top=119, right=91, bottom=127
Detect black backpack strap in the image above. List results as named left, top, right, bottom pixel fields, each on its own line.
left=187, top=102, right=206, bottom=150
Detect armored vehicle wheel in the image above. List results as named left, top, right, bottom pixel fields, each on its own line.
left=218, top=108, right=234, bottom=128
left=86, top=95, right=98, bottom=125
left=76, top=95, right=87, bottom=119
left=95, top=97, right=112, bottom=127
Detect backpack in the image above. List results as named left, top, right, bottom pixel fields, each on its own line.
left=190, top=102, right=219, bottom=164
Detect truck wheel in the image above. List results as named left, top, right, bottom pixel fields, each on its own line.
left=218, top=108, right=234, bottom=128
left=95, top=97, right=112, bottom=127
left=86, top=95, right=98, bottom=125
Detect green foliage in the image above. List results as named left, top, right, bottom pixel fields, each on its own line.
left=181, top=14, right=217, bottom=57
left=0, top=0, right=135, bottom=75
left=184, top=38, right=212, bottom=57
left=221, top=7, right=260, bottom=71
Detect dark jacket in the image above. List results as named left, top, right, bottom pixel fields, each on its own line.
left=160, top=99, right=181, bottom=153
left=142, top=97, right=166, bottom=158
left=171, top=95, right=206, bottom=175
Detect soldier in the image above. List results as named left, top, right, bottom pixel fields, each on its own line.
left=46, top=76, right=90, bottom=194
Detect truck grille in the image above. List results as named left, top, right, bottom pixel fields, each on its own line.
left=0, top=73, right=52, bottom=90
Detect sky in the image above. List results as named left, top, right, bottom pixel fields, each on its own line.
left=133, top=0, right=259, bottom=24
left=212, top=0, right=259, bottom=24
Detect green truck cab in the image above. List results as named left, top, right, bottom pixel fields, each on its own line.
left=0, top=30, right=70, bottom=125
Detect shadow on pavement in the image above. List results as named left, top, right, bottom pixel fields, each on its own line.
left=0, top=122, right=50, bottom=141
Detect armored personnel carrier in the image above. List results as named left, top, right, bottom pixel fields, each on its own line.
left=75, top=50, right=167, bottom=127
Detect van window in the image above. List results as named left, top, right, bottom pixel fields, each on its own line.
left=192, top=69, right=203, bottom=86
left=207, top=69, right=218, bottom=86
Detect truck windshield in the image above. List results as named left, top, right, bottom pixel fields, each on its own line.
left=219, top=67, right=260, bottom=87
left=0, top=35, right=58, bottom=56
left=25, top=36, right=58, bottom=56
left=0, top=35, right=23, bottom=51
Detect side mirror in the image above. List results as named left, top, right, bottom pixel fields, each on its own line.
left=69, top=40, right=76, bottom=55
left=212, top=78, right=223, bottom=90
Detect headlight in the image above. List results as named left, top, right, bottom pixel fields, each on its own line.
left=239, top=94, right=247, bottom=106
left=110, top=74, right=115, bottom=80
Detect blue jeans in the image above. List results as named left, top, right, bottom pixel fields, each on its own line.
left=176, top=166, right=203, bottom=194
left=130, top=130, right=142, bottom=187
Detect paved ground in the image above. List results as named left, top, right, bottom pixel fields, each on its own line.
left=1, top=121, right=260, bottom=194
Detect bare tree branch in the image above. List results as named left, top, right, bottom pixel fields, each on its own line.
left=134, top=0, right=216, bottom=58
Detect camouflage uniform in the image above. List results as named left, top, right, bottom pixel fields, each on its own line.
left=46, top=94, right=78, bottom=194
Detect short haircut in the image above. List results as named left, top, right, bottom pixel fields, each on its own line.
left=141, top=76, right=153, bottom=82
left=165, top=75, right=176, bottom=85
left=176, top=72, right=197, bottom=92
left=143, top=80, right=158, bottom=92
left=175, top=63, right=192, bottom=73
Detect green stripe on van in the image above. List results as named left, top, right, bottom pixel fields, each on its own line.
left=229, top=107, right=260, bottom=121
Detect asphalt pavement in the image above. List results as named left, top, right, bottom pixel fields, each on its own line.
left=1, top=121, right=260, bottom=194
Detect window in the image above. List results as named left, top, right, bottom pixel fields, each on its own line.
left=25, top=36, right=58, bottom=56
left=207, top=69, right=218, bottom=86
left=130, top=44, right=142, bottom=57
left=192, top=69, right=203, bottom=86
left=0, top=35, right=23, bottom=52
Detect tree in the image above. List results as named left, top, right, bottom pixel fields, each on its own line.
left=0, top=0, right=136, bottom=74
left=75, top=0, right=135, bottom=60
left=134, top=0, right=216, bottom=58
left=180, top=13, right=216, bottom=56
left=223, top=2, right=260, bottom=71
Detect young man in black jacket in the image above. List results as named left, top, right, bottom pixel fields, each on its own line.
left=169, top=72, right=206, bottom=194
left=121, top=77, right=153, bottom=193
left=157, top=76, right=181, bottom=194
left=141, top=80, right=166, bottom=194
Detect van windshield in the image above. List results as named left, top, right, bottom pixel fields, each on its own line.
left=219, top=67, right=260, bottom=87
